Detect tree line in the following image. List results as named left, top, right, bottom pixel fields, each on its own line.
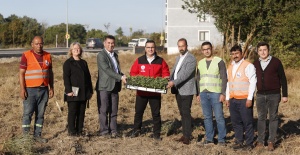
left=183, top=0, right=300, bottom=67
left=0, top=14, right=162, bottom=48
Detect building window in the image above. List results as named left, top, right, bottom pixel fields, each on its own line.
left=198, top=31, right=210, bottom=41
left=198, top=14, right=210, bottom=22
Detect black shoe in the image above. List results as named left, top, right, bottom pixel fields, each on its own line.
left=68, top=132, right=77, bottom=137
left=153, top=134, right=161, bottom=141
left=130, top=130, right=141, bottom=138
left=34, top=135, right=48, bottom=143
left=232, top=143, right=244, bottom=150
left=203, top=140, right=214, bottom=146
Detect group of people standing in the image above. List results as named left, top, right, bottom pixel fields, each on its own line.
left=19, top=35, right=288, bottom=152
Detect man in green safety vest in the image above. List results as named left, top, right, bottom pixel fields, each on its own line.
left=196, top=41, right=227, bottom=146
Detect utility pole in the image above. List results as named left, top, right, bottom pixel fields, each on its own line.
left=66, top=0, right=69, bottom=48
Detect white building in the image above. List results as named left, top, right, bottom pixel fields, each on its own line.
left=165, top=0, right=223, bottom=54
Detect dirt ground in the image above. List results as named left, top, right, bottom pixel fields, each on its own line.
left=0, top=52, right=299, bottom=155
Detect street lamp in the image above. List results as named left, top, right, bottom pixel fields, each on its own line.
left=66, top=0, right=69, bottom=48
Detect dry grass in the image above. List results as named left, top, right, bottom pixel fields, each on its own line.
left=0, top=51, right=299, bottom=154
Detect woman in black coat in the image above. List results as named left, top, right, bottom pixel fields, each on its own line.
left=63, top=42, right=93, bottom=136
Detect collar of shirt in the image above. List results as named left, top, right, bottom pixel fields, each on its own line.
left=105, top=49, right=114, bottom=57
left=259, top=55, right=272, bottom=62
left=146, top=55, right=155, bottom=63
left=180, top=51, right=188, bottom=58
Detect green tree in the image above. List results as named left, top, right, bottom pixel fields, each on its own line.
left=131, top=29, right=144, bottom=39
left=149, top=32, right=161, bottom=45
left=182, top=0, right=300, bottom=57
left=115, top=27, right=124, bottom=46
left=86, top=29, right=108, bottom=40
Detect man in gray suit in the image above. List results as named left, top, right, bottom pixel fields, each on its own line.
left=96, top=35, right=127, bottom=138
left=167, top=38, right=197, bottom=145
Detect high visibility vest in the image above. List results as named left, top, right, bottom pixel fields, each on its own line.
left=24, top=50, right=51, bottom=87
left=228, top=60, right=250, bottom=99
left=198, top=57, right=222, bottom=93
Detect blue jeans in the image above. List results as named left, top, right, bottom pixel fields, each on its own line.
left=256, top=93, right=280, bottom=143
left=22, top=87, right=48, bottom=136
left=200, top=92, right=226, bottom=142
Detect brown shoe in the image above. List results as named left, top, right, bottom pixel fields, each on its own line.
left=174, top=136, right=185, bottom=142
left=182, top=137, right=190, bottom=145
left=255, top=142, right=264, bottom=149
left=268, top=142, right=275, bottom=151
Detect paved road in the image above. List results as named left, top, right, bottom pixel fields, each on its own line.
left=0, top=47, right=133, bottom=58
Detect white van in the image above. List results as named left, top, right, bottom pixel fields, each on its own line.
left=128, top=39, right=139, bottom=47
left=137, top=38, right=149, bottom=47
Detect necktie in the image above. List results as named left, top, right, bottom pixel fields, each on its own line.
left=110, top=53, right=119, bottom=73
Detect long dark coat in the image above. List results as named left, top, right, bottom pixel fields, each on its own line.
left=63, top=57, right=93, bottom=101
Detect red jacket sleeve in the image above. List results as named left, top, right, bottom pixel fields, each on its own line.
left=130, top=59, right=139, bottom=76
left=161, top=59, right=170, bottom=78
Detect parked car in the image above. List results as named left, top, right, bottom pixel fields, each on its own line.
left=138, top=38, right=150, bottom=47
left=86, top=38, right=104, bottom=49
left=128, top=39, right=139, bottom=47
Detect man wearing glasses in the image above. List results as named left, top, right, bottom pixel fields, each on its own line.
left=129, top=40, right=170, bottom=141
left=196, top=41, right=227, bottom=146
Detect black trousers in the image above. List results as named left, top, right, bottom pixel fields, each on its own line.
left=134, top=95, right=161, bottom=136
left=176, top=94, right=193, bottom=138
left=67, top=101, right=86, bottom=134
left=229, top=98, right=254, bottom=145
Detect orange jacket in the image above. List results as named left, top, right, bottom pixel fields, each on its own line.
left=228, top=60, right=250, bottom=99
left=24, top=51, right=51, bottom=87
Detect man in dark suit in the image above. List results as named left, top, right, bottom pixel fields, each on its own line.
left=96, top=35, right=126, bottom=138
left=167, top=38, right=197, bottom=145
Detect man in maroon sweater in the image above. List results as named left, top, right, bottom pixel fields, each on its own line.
left=253, top=42, right=288, bottom=151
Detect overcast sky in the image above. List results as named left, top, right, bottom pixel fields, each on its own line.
left=0, top=0, right=166, bottom=35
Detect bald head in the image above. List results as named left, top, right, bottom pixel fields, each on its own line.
left=31, top=36, right=44, bottom=54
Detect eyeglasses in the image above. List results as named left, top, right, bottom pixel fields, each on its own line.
left=202, top=48, right=211, bottom=52
left=146, top=47, right=155, bottom=49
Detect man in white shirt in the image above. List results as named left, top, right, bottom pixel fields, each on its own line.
left=167, top=38, right=197, bottom=145
left=225, top=45, right=257, bottom=150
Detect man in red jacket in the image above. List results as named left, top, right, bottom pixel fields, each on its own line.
left=129, top=40, right=170, bottom=140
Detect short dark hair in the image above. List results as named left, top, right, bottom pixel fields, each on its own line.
left=177, top=38, right=188, bottom=46
left=257, top=42, right=269, bottom=51
left=145, top=40, right=156, bottom=47
left=230, top=44, right=242, bottom=53
left=104, top=35, right=115, bottom=41
left=201, top=41, right=212, bottom=49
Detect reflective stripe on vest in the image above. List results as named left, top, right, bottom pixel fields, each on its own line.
left=228, top=60, right=250, bottom=99
left=198, top=57, right=222, bottom=93
left=24, top=50, right=51, bottom=87
left=35, top=124, right=43, bottom=127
